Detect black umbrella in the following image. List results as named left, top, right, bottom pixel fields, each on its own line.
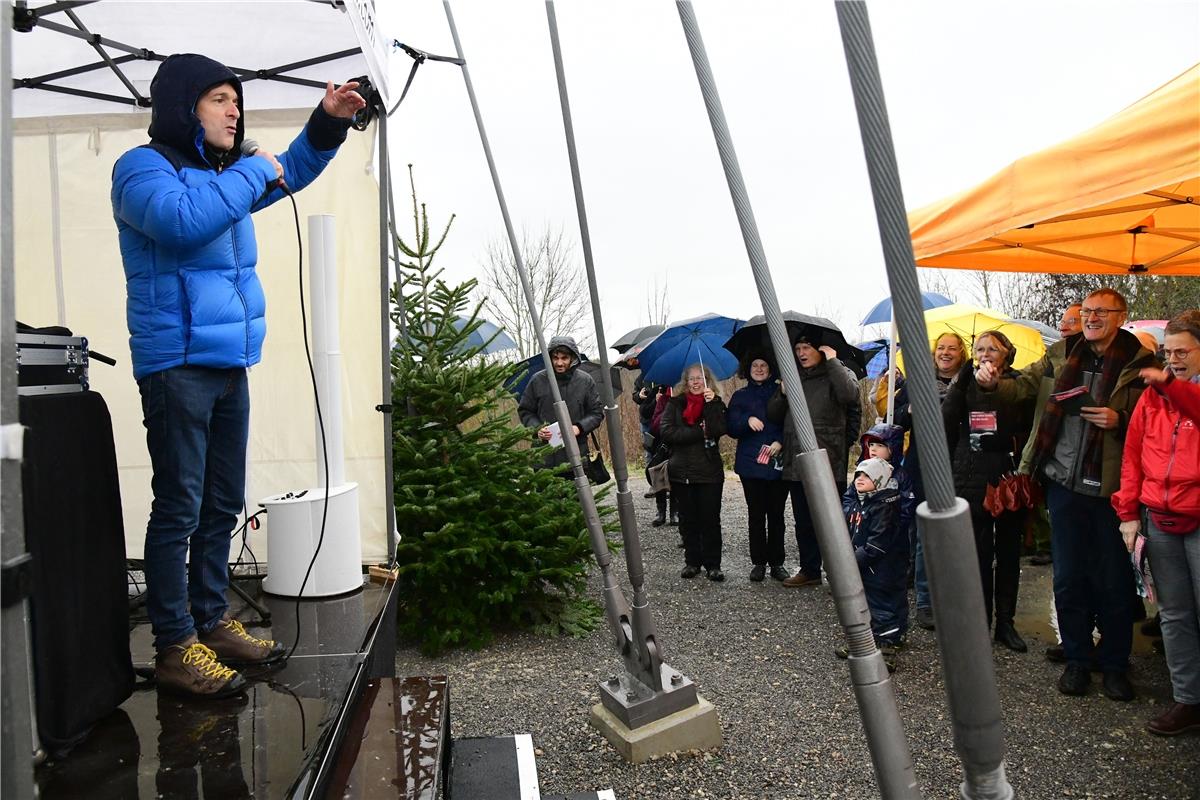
left=723, top=311, right=868, bottom=378
left=610, top=323, right=666, bottom=354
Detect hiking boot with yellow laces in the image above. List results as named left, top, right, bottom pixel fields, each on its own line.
left=199, top=617, right=287, bottom=667
left=156, top=637, right=246, bottom=699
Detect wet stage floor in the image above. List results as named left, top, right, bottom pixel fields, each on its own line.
left=35, top=578, right=392, bottom=800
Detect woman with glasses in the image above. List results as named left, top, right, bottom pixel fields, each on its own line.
left=898, top=332, right=969, bottom=631
left=1112, top=309, right=1200, bottom=735
left=659, top=363, right=728, bottom=581
left=942, top=330, right=1037, bottom=651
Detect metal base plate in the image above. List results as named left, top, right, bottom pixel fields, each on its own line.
left=597, top=661, right=698, bottom=729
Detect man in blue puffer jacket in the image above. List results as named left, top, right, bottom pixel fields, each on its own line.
left=111, top=53, right=365, bottom=698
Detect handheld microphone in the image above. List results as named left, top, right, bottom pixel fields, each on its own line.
left=240, top=139, right=287, bottom=192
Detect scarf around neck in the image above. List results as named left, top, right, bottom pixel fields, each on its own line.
left=1031, top=329, right=1143, bottom=488
left=683, top=392, right=706, bottom=426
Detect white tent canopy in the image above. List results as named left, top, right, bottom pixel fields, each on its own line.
left=10, top=0, right=391, bottom=562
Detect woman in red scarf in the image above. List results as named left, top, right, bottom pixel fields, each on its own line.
left=659, top=363, right=728, bottom=581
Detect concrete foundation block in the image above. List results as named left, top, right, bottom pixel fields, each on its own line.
left=589, top=695, right=722, bottom=763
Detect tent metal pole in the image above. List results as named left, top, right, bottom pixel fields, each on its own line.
left=442, top=1, right=638, bottom=668
left=376, top=105, right=397, bottom=564
left=834, top=3, right=1014, bottom=799
left=545, top=0, right=701, bottom=725
left=675, top=3, right=919, bottom=796
left=1, top=0, right=39, bottom=793
left=886, top=320, right=897, bottom=424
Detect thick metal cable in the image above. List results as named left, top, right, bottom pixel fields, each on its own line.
left=443, top=1, right=633, bottom=646
left=546, top=0, right=666, bottom=692
left=833, top=1, right=955, bottom=514
left=836, top=4, right=1013, bottom=799
left=676, top=3, right=918, bottom=796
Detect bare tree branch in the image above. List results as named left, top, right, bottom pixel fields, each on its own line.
left=478, top=225, right=595, bottom=359
left=645, top=274, right=671, bottom=326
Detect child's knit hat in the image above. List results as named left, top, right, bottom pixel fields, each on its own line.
left=855, top=456, right=894, bottom=490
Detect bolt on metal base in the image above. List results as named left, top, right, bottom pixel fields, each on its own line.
left=598, top=663, right=699, bottom=729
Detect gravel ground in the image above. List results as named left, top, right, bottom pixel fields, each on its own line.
left=395, top=475, right=1200, bottom=799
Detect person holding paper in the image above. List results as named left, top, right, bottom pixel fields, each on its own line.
left=726, top=353, right=788, bottom=582
left=518, top=336, right=604, bottom=472
left=1112, top=309, right=1200, bottom=735
left=941, top=330, right=1036, bottom=652
left=983, top=288, right=1155, bottom=701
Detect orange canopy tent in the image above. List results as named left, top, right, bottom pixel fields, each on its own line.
left=908, top=64, right=1200, bottom=276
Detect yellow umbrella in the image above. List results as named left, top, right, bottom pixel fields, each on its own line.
left=896, top=303, right=1047, bottom=374
left=908, top=64, right=1200, bottom=276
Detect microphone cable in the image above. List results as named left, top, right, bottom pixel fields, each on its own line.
left=276, top=184, right=332, bottom=666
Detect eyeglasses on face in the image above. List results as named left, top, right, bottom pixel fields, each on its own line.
left=1079, top=307, right=1124, bottom=318
left=1165, top=348, right=1197, bottom=361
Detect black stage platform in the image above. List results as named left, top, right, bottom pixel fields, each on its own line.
left=34, top=575, right=399, bottom=800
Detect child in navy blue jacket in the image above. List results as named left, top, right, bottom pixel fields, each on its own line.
left=858, top=422, right=917, bottom=546
left=840, top=456, right=910, bottom=670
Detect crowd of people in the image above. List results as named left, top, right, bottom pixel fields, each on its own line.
left=520, top=289, right=1200, bottom=738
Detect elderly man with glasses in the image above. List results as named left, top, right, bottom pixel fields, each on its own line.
left=979, top=288, right=1156, bottom=702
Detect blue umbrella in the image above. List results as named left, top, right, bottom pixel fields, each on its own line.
left=860, top=291, right=953, bottom=325
left=853, top=338, right=893, bottom=378
left=450, top=315, right=516, bottom=355
left=637, top=313, right=744, bottom=385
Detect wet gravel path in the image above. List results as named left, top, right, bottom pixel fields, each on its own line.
left=395, top=475, right=1200, bottom=799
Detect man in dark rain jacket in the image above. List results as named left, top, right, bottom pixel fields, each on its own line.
left=111, top=53, right=365, bottom=698
left=518, top=336, right=604, bottom=471
left=767, top=336, right=861, bottom=587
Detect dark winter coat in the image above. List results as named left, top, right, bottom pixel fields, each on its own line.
left=518, top=362, right=604, bottom=470
left=111, top=53, right=352, bottom=380
left=660, top=393, right=727, bottom=484
left=858, top=422, right=917, bottom=537
left=726, top=378, right=784, bottom=481
left=842, top=483, right=906, bottom=574
left=942, top=362, right=1036, bottom=503
left=633, top=374, right=665, bottom=426
left=767, top=357, right=860, bottom=484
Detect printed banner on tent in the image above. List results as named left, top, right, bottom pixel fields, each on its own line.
left=345, top=0, right=393, bottom=106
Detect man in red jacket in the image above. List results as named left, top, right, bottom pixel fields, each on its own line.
left=1112, top=309, right=1200, bottom=736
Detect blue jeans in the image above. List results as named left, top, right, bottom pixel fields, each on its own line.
left=139, top=367, right=249, bottom=651
left=1045, top=482, right=1134, bottom=673
left=1145, top=518, right=1200, bottom=704
left=913, top=526, right=930, bottom=610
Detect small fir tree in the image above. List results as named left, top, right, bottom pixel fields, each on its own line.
left=391, top=169, right=601, bottom=655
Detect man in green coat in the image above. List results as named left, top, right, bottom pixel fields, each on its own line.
left=980, top=288, right=1154, bottom=703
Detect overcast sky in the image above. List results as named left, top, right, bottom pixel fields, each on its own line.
left=375, top=1, right=1198, bottom=350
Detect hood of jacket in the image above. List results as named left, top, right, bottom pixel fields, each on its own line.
left=548, top=335, right=582, bottom=376
left=860, top=422, right=905, bottom=467
left=148, top=53, right=245, bottom=169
